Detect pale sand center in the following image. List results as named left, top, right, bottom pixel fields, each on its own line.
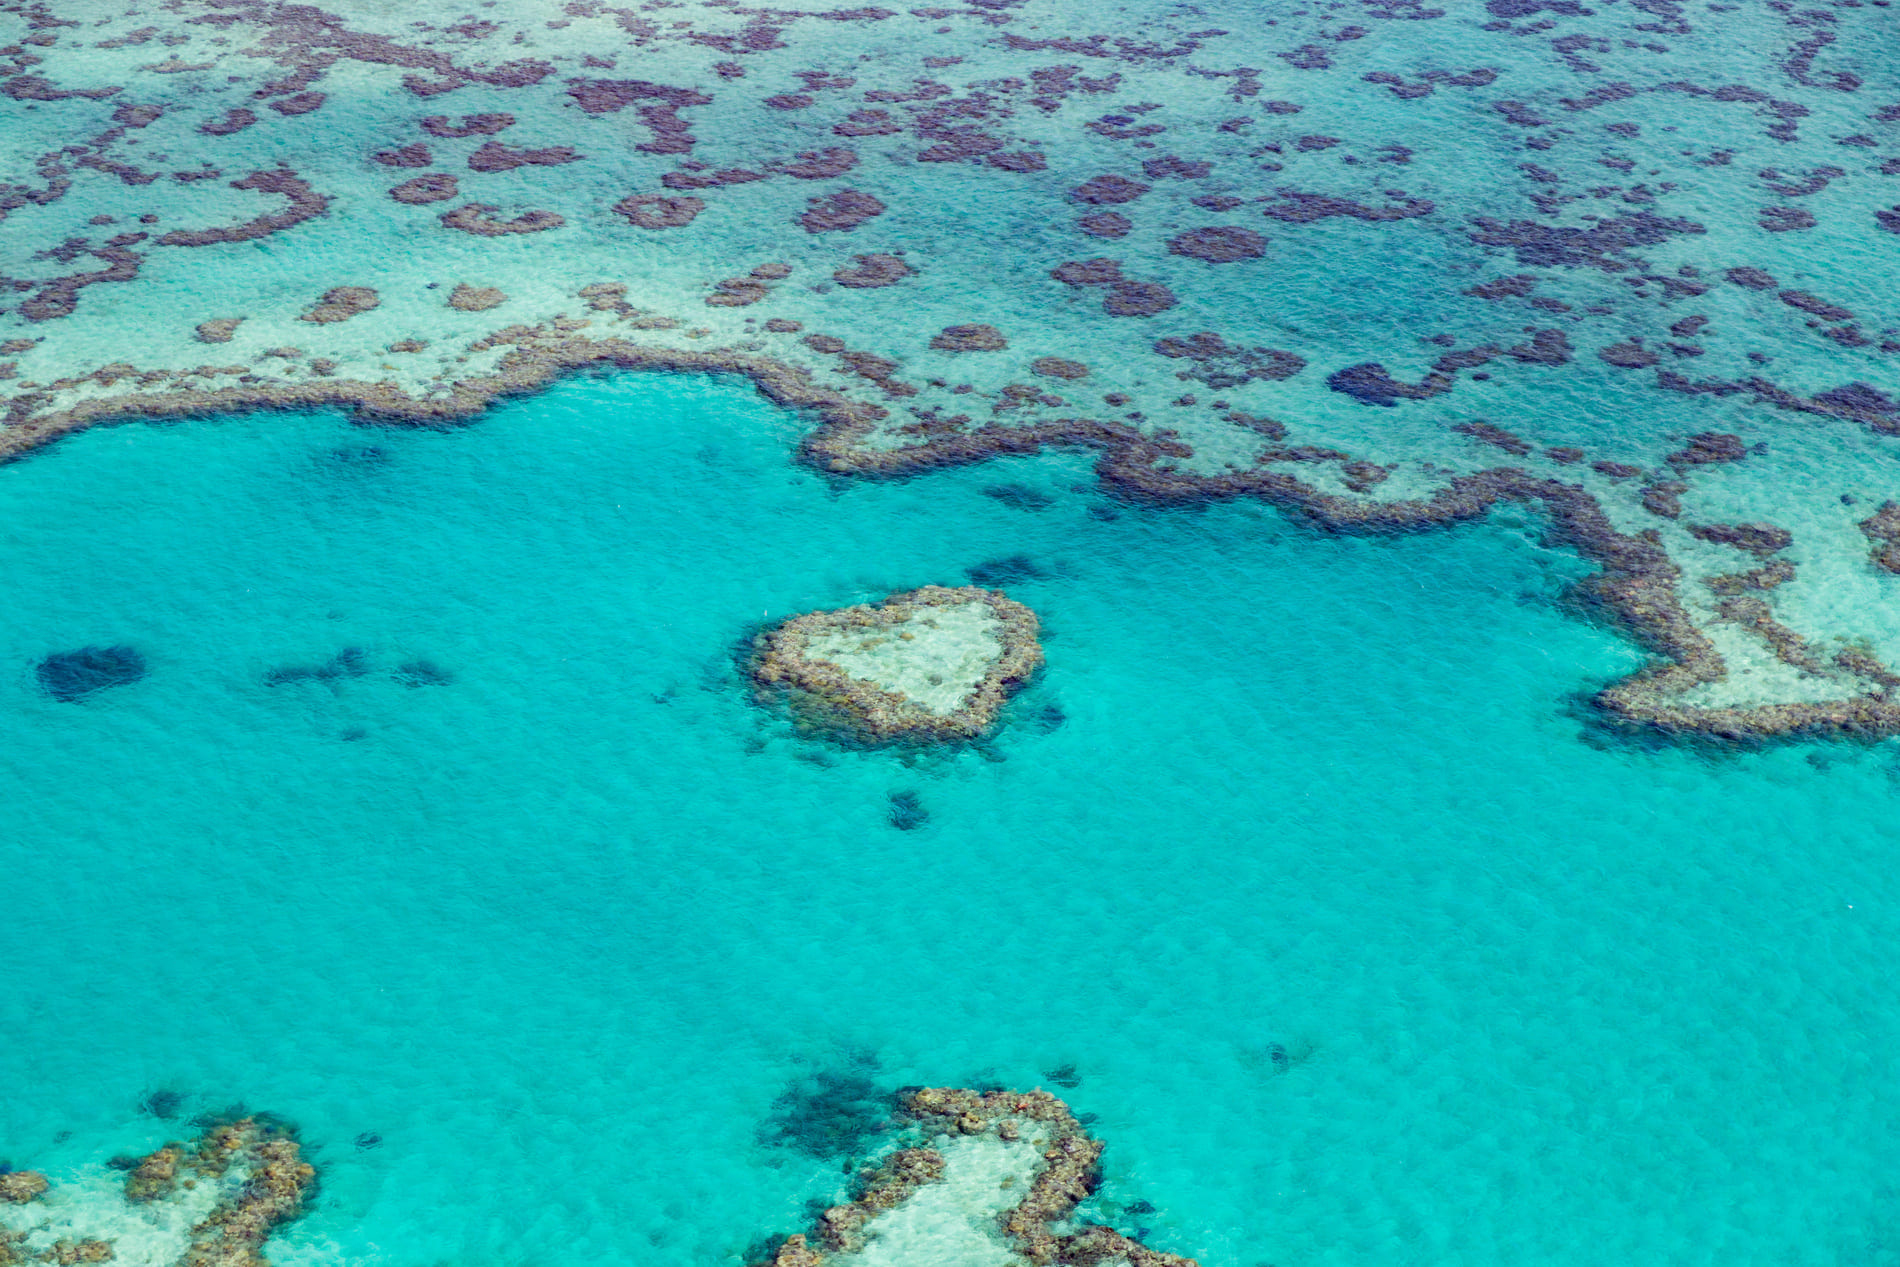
left=831, top=1132, right=1046, bottom=1267
left=803, top=601, right=1003, bottom=716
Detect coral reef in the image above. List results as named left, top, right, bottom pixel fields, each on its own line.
left=0, top=1176, right=47, bottom=1206
left=298, top=288, right=378, bottom=325
left=7, top=0, right=1900, bottom=742
left=749, top=585, right=1042, bottom=744
left=755, top=1087, right=1195, bottom=1267
left=0, top=1116, right=314, bottom=1267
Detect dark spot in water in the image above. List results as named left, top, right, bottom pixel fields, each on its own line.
left=391, top=659, right=452, bottom=688
left=888, top=790, right=928, bottom=830
left=1043, top=1063, right=1081, bottom=1088
left=982, top=483, right=1056, bottom=511
left=354, top=1132, right=382, bottom=1150
left=266, top=647, right=371, bottom=687
left=328, top=445, right=387, bottom=468
left=105, top=1155, right=141, bottom=1171
left=37, top=646, right=146, bottom=702
left=140, top=1089, right=184, bottom=1120
left=188, top=1103, right=248, bottom=1129
left=1268, top=1043, right=1291, bottom=1073
left=760, top=1061, right=890, bottom=1159
left=340, top=727, right=369, bottom=742
left=1126, top=1199, right=1158, bottom=1216
left=1029, top=703, right=1067, bottom=734
left=967, top=555, right=1048, bottom=588
left=1075, top=1111, right=1100, bottom=1125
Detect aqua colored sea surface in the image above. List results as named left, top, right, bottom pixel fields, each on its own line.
left=4, top=373, right=1899, bottom=1265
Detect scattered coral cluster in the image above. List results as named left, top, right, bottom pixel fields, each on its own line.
left=0, top=1117, right=315, bottom=1267
left=749, top=585, right=1043, bottom=744
left=760, top=1087, right=1193, bottom=1267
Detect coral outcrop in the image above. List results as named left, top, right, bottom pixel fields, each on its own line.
left=749, top=586, right=1042, bottom=743
left=0, top=1116, right=315, bottom=1267
left=756, top=1087, right=1194, bottom=1267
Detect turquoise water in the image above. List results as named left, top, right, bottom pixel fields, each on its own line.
left=3, top=371, right=1899, bottom=1265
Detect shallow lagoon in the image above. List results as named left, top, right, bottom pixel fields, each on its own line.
left=3, top=371, right=1898, bottom=1266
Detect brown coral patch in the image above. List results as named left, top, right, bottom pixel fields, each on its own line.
left=1859, top=502, right=1900, bottom=574
left=194, top=318, right=243, bottom=344
left=156, top=170, right=331, bottom=247
left=1071, top=174, right=1150, bottom=204
left=0, top=1172, right=47, bottom=1204
left=930, top=323, right=1007, bottom=352
left=1599, top=340, right=1660, bottom=368
left=1667, top=431, right=1746, bottom=465
left=833, top=253, right=914, bottom=288
left=373, top=144, right=432, bottom=169
left=1779, top=289, right=1853, bottom=321
left=468, top=141, right=580, bottom=172
left=447, top=284, right=506, bottom=312
left=1260, top=191, right=1434, bottom=222
left=124, top=1146, right=181, bottom=1203
left=298, top=287, right=379, bottom=324
left=1167, top=226, right=1267, bottom=262
left=1154, top=333, right=1304, bottom=385
left=200, top=108, right=258, bottom=137
left=1688, top=521, right=1792, bottom=556
left=1453, top=421, right=1532, bottom=455
left=799, top=190, right=886, bottom=233
left=1759, top=206, right=1816, bottom=232
left=1077, top=212, right=1131, bottom=238
left=1103, top=281, right=1177, bottom=316
left=987, top=151, right=1047, bottom=172
left=267, top=91, right=325, bottom=116
left=1032, top=357, right=1089, bottom=379
left=780, top=147, right=858, bottom=180
left=1051, top=258, right=1125, bottom=287
left=439, top=204, right=564, bottom=235
left=1725, top=266, right=1778, bottom=290
left=1642, top=482, right=1686, bottom=519
left=613, top=193, right=704, bottom=229
left=389, top=173, right=457, bottom=204
left=707, top=279, right=770, bottom=306
left=421, top=113, right=513, bottom=137
left=563, top=79, right=709, bottom=154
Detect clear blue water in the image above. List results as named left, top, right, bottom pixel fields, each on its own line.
left=4, top=371, right=1899, bottom=1265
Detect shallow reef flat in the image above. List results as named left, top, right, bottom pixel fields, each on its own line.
left=0, top=1116, right=315, bottom=1267
left=759, top=1087, right=1191, bottom=1267
left=6, top=0, right=1900, bottom=736
left=750, top=585, right=1042, bottom=742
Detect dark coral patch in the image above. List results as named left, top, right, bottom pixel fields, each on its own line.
left=38, top=646, right=146, bottom=702
left=1167, top=226, right=1267, bottom=262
